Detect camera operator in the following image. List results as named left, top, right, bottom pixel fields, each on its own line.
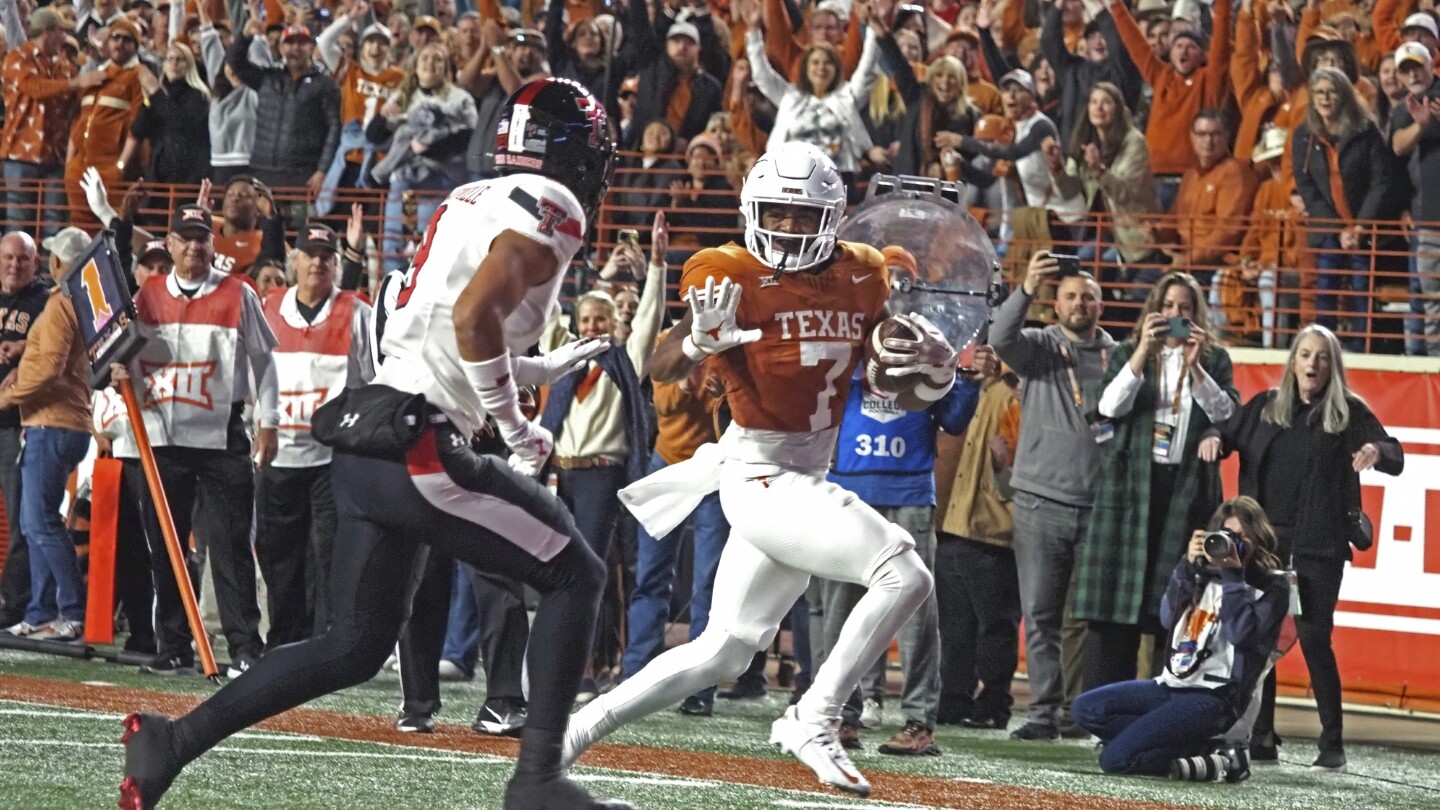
left=1198, top=324, right=1403, bottom=771
left=1071, top=496, right=1289, bottom=783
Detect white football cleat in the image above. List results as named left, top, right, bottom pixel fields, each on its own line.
left=769, top=706, right=871, bottom=796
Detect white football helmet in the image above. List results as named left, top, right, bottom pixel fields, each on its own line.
left=740, top=142, right=846, bottom=272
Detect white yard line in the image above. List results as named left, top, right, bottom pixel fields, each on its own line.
left=0, top=739, right=510, bottom=765
left=0, top=698, right=944, bottom=807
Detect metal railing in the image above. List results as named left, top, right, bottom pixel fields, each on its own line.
left=6, top=156, right=1436, bottom=355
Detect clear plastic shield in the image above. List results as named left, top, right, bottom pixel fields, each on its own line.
left=837, top=188, right=996, bottom=351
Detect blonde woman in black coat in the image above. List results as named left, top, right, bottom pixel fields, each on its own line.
left=1199, top=324, right=1403, bottom=772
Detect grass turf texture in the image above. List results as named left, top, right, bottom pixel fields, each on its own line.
left=1, top=649, right=1438, bottom=809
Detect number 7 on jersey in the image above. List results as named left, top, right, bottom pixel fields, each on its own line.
left=799, top=341, right=853, bottom=432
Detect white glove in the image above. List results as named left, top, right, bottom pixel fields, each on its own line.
left=503, top=420, right=554, bottom=476
left=467, top=352, right=554, bottom=476
left=681, top=276, right=761, bottom=361
left=880, top=313, right=958, bottom=403
left=878, top=313, right=958, bottom=377
left=81, top=166, right=119, bottom=226
left=511, top=336, right=612, bottom=386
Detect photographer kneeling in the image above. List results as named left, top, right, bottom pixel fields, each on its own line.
left=1071, top=497, right=1289, bottom=782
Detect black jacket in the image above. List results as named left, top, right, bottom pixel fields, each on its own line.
left=131, top=80, right=212, bottom=185
left=546, top=0, right=651, bottom=119
left=624, top=14, right=725, bottom=150
left=1387, top=82, right=1440, bottom=223
left=1039, top=6, right=1142, bottom=144
left=877, top=34, right=985, bottom=183
left=1291, top=120, right=1409, bottom=248
left=227, top=35, right=341, bottom=177
left=0, top=280, right=52, bottom=428
left=1206, top=388, right=1403, bottom=560
left=1160, top=561, right=1289, bottom=715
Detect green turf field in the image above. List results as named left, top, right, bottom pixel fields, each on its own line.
left=2, top=648, right=1439, bottom=809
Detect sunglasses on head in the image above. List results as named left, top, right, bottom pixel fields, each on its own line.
left=111, top=34, right=136, bottom=43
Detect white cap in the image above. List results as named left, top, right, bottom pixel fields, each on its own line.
left=1397, top=40, right=1434, bottom=70
left=359, top=22, right=392, bottom=44
left=666, top=21, right=699, bottom=43
left=1402, top=12, right=1439, bottom=40
left=998, top=69, right=1035, bottom=94
left=41, top=227, right=90, bottom=266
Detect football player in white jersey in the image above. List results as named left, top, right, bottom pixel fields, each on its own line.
left=119, top=78, right=636, bottom=810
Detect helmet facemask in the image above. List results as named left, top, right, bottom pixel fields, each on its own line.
left=743, top=199, right=840, bottom=272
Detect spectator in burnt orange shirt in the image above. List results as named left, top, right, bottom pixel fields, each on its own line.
left=64, top=17, right=146, bottom=229
left=2, top=9, right=102, bottom=234
left=1166, top=110, right=1258, bottom=292
left=1109, top=0, right=1233, bottom=212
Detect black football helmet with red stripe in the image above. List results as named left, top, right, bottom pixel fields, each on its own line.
left=494, top=78, right=617, bottom=220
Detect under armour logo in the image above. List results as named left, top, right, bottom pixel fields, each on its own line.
left=339, top=413, right=360, bottom=429
left=450, top=433, right=468, bottom=448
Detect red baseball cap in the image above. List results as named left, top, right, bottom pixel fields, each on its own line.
left=282, top=24, right=313, bottom=43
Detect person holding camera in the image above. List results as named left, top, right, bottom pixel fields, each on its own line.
left=1071, top=496, right=1289, bottom=782
left=992, top=251, right=1116, bottom=741
left=1199, top=324, right=1403, bottom=771
left=1073, top=271, right=1238, bottom=692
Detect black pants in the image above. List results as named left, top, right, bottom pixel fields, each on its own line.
left=556, top=465, right=627, bottom=670
left=935, top=533, right=1021, bottom=725
left=1084, top=463, right=1179, bottom=691
left=0, top=427, right=27, bottom=624
left=256, top=464, right=337, bottom=647
left=396, top=546, right=454, bottom=716
left=399, top=553, right=532, bottom=715
left=136, top=442, right=263, bottom=661
left=1084, top=619, right=1168, bottom=688
left=1253, top=553, right=1347, bottom=752
left=116, top=460, right=155, bottom=651
left=170, top=424, right=605, bottom=776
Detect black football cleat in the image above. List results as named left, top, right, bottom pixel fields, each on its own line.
left=502, top=775, right=639, bottom=810
left=118, top=713, right=183, bottom=810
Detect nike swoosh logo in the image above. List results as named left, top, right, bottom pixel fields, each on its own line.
left=851, top=274, right=872, bottom=284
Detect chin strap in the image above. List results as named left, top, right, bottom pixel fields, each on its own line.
left=769, top=245, right=791, bottom=282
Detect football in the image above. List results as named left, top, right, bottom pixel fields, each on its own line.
left=864, top=316, right=925, bottom=397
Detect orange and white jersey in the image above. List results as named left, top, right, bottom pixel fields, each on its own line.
left=212, top=228, right=264, bottom=277
left=679, top=241, right=890, bottom=435
left=338, top=62, right=406, bottom=162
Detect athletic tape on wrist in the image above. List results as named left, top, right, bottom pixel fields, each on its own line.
left=463, top=352, right=526, bottom=428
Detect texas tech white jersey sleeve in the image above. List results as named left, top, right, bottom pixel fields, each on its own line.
left=372, top=173, right=586, bottom=434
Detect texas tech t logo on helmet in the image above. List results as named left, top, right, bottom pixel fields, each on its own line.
left=494, top=78, right=617, bottom=218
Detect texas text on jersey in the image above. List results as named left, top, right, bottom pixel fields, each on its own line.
left=679, top=242, right=890, bottom=433
left=372, top=173, right=585, bottom=435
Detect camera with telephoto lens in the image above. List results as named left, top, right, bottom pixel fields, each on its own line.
left=1203, top=529, right=1248, bottom=562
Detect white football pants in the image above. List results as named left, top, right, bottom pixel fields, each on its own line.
left=564, top=462, right=933, bottom=763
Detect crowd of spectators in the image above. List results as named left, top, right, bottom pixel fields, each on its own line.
left=0, top=0, right=1433, bottom=354
left=0, top=0, right=1422, bottom=782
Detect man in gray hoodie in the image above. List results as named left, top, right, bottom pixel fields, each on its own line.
left=991, top=251, right=1115, bottom=742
